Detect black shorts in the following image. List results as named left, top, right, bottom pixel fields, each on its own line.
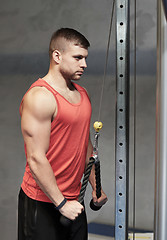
left=18, top=188, right=88, bottom=240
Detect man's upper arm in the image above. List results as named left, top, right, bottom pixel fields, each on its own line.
left=21, top=88, right=56, bottom=156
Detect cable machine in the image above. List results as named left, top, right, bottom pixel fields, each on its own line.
left=92, top=0, right=131, bottom=238
left=155, top=0, right=167, bottom=239
left=115, top=0, right=130, bottom=239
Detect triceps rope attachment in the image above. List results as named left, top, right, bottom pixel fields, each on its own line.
left=78, top=121, right=103, bottom=203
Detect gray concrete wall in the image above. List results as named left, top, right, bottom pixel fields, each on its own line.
left=0, top=0, right=156, bottom=239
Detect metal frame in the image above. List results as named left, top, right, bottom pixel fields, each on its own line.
left=155, top=1, right=167, bottom=239
left=115, top=0, right=130, bottom=239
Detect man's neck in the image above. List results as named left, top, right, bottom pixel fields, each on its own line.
left=42, top=69, right=74, bottom=91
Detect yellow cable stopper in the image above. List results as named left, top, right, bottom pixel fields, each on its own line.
left=94, top=121, right=103, bottom=132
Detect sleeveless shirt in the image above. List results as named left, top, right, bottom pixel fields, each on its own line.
left=20, top=79, right=92, bottom=202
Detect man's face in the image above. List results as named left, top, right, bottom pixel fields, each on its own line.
left=59, top=42, right=88, bottom=81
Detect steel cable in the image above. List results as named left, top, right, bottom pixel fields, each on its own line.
left=98, top=0, right=115, bottom=121
left=133, top=0, right=137, bottom=239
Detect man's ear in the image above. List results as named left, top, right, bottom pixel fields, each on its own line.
left=52, top=50, right=61, bottom=63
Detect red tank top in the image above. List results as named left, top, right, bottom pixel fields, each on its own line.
left=20, top=79, right=92, bottom=202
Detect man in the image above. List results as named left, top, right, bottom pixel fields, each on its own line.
left=18, top=28, right=107, bottom=240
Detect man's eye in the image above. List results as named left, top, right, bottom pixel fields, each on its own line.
left=75, top=56, right=82, bottom=60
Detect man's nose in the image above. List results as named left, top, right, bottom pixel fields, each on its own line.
left=81, top=58, right=87, bottom=68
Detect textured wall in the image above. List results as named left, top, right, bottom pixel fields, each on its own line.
left=0, top=0, right=156, bottom=239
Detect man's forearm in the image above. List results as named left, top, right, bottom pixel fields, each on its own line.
left=27, top=154, right=85, bottom=220
left=27, top=154, right=64, bottom=206
left=88, top=164, right=96, bottom=190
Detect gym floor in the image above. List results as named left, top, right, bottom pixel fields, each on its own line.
left=88, top=234, right=113, bottom=240
left=88, top=232, right=153, bottom=240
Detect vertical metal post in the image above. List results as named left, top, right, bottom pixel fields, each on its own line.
left=155, top=1, right=167, bottom=240
left=115, top=0, right=130, bottom=239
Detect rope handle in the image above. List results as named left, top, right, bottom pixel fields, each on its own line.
left=90, top=160, right=102, bottom=211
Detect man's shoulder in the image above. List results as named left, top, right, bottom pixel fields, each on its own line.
left=26, top=86, right=54, bottom=102
left=23, top=86, right=56, bottom=118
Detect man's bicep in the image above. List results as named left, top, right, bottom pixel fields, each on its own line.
left=21, top=104, right=51, bottom=155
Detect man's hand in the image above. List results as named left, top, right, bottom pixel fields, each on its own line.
left=59, top=200, right=84, bottom=220
left=92, top=189, right=108, bottom=207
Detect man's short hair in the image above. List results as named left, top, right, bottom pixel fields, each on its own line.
left=49, top=28, right=90, bottom=58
